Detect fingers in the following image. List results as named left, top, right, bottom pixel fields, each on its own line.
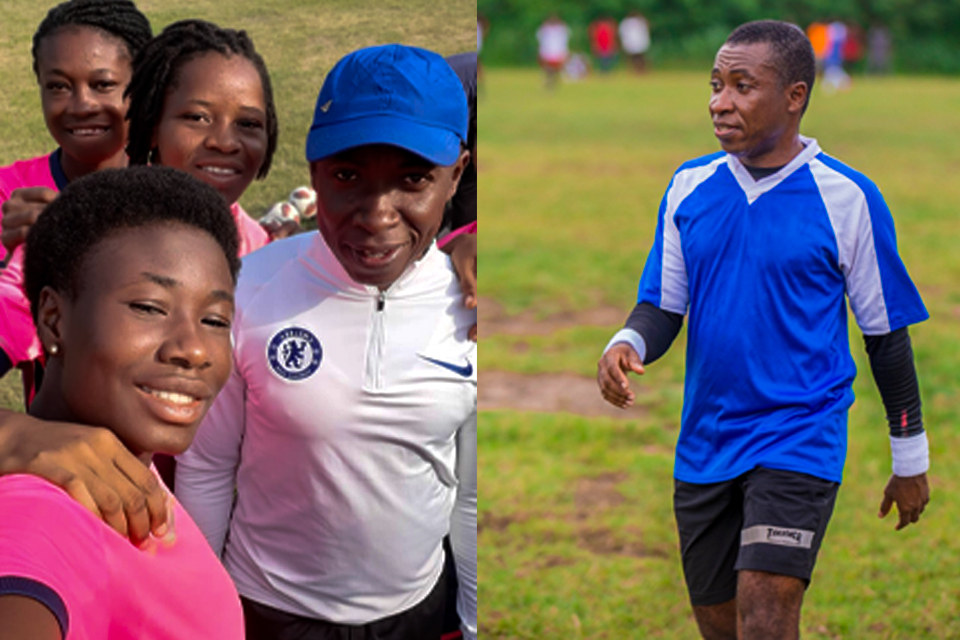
left=878, top=493, right=893, bottom=519
left=468, top=322, right=477, bottom=342
left=25, top=426, right=171, bottom=544
left=597, top=350, right=638, bottom=408
left=1, top=188, right=54, bottom=254
left=112, top=454, right=171, bottom=539
left=459, top=263, right=477, bottom=310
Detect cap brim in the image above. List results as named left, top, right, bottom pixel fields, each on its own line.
left=306, top=114, right=462, bottom=165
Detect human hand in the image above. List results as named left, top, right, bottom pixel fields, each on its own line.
left=1, top=187, right=58, bottom=255
left=878, top=472, right=930, bottom=530
left=260, top=218, right=302, bottom=242
left=0, top=410, right=171, bottom=544
left=444, top=232, right=477, bottom=341
left=597, top=342, right=644, bottom=408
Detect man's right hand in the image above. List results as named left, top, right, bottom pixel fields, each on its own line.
left=597, top=342, right=645, bottom=408
left=1, top=187, right=58, bottom=255
left=0, top=410, right=171, bottom=544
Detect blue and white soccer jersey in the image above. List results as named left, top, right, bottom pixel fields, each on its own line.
left=176, top=232, right=477, bottom=639
left=638, top=137, right=928, bottom=485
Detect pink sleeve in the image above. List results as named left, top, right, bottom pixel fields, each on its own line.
left=0, top=248, right=42, bottom=365
left=0, top=476, right=113, bottom=638
left=231, top=202, right=270, bottom=257
left=437, top=222, right=477, bottom=250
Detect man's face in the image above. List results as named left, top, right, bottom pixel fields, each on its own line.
left=709, top=42, right=804, bottom=167
left=310, top=144, right=467, bottom=289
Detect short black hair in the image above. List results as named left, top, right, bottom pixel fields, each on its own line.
left=24, top=166, right=241, bottom=323
left=726, top=20, right=816, bottom=113
left=125, top=19, right=278, bottom=179
left=32, top=0, right=152, bottom=77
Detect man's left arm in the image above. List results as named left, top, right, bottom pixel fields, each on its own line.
left=451, top=410, right=477, bottom=640
left=865, top=327, right=930, bottom=530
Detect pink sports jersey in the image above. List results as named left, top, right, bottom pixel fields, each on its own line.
left=0, top=153, right=58, bottom=264
left=0, top=474, right=244, bottom=639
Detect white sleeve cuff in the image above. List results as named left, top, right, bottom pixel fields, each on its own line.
left=890, top=432, right=929, bottom=477
left=602, top=328, right=647, bottom=363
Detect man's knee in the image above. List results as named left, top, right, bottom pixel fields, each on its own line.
left=737, top=570, right=804, bottom=639
left=692, top=599, right=737, bottom=640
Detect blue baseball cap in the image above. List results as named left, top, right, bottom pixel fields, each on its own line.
left=306, top=44, right=468, bottom=166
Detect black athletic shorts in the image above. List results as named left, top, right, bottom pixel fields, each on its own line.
left=242, top=562, right=448, bottom=640
left=674, top=466, right=839, bottom=606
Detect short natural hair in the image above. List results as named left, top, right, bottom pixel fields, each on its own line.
left=125, top=19, right=278, bottom=179
left=32, top=0, right=152, bottom=77
left=24, top=166, right=241, bottom=323
left=726, top=20, right=816, bottom=113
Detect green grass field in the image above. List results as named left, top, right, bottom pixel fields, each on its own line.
left=480, top=69, right=960, bottom=638
left=0, top=0, right=474, bottom=407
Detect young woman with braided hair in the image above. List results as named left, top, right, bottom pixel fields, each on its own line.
left=0, top=0, right=152, bottom=397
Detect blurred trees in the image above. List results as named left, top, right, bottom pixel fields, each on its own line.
left=478, top=0, right=960, bottom=73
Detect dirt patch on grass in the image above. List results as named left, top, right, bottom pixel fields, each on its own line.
left=574, top=472, right=628, bottom=514
left=578, top=526, right=670, bottom=559
left=480, top=297, right=627, bottom=337
left=479, top=370, right=648, bottom=421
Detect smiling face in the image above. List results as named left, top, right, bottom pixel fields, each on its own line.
left=709, top=42, right=807, bottom=167
left=35, top=25, right=132, bottom=179
left=152, top=52, right=268, bottom=205
left=35, top=224, right=235, bottom=464
left=310, top=144, right=468, bottom=289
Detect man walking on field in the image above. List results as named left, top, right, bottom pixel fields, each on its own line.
left=598, top=20, right=930, bottom=639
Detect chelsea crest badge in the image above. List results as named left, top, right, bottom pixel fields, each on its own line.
left=267, top=327, right=323, bottom=381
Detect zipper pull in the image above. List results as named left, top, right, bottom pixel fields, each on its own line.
left=377, top=291, right=386, bottom=312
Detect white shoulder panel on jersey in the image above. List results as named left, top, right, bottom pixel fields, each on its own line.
left=809, top=157, right=891, bottom=334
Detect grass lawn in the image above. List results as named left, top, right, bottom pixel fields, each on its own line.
left=480, top=68, right=960, bottom=638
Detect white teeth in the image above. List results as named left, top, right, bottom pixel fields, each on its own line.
left=201, top=166, right=238, bottom=176
left=147, top=388, right=196, bottom=405
left=71, top=128, right=105, bottom=136
left=359, top=248, right=393, bottom=259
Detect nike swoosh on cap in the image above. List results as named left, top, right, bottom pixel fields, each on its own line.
left=419, top=355, right=473, bottom=377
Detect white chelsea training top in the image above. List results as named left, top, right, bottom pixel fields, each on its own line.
left=176, top=230, right=477, bottom=638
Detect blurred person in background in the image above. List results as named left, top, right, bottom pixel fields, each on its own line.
left=619, top=11, right=651, bottom=73
left=588, top=15, right=618, bottom=73
left=867, top=23, right=892, bottom=74
left=536, top=13, right=570, bottom=89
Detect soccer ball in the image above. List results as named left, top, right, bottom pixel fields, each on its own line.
left=288, top=186, right=317, bottom=219
left=260, top=201, right=300, bottom=225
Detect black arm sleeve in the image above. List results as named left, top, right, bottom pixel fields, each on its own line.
left=864, top=327, right=924, bottom=437
left=623, top=302, right=684, bottom=365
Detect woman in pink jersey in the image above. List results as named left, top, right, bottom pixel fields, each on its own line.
left=0, top=0, right=152, bottom=394
left=0, top=14, right=279, bottom=404
left=0, top=166, right=244, bottom=639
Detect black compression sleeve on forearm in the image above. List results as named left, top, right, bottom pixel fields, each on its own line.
left=864, top=327, right=924, bottom=437
left=624, top=302, right=684, bottom=365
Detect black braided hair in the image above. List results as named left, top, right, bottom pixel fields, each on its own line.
left=125, top=19, right=278, bottom=180
left=726, top=20, right=816, bottom=114
left=24, top=165, right=241, bottom=323
left=32, top=0, right=152, bottom=77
